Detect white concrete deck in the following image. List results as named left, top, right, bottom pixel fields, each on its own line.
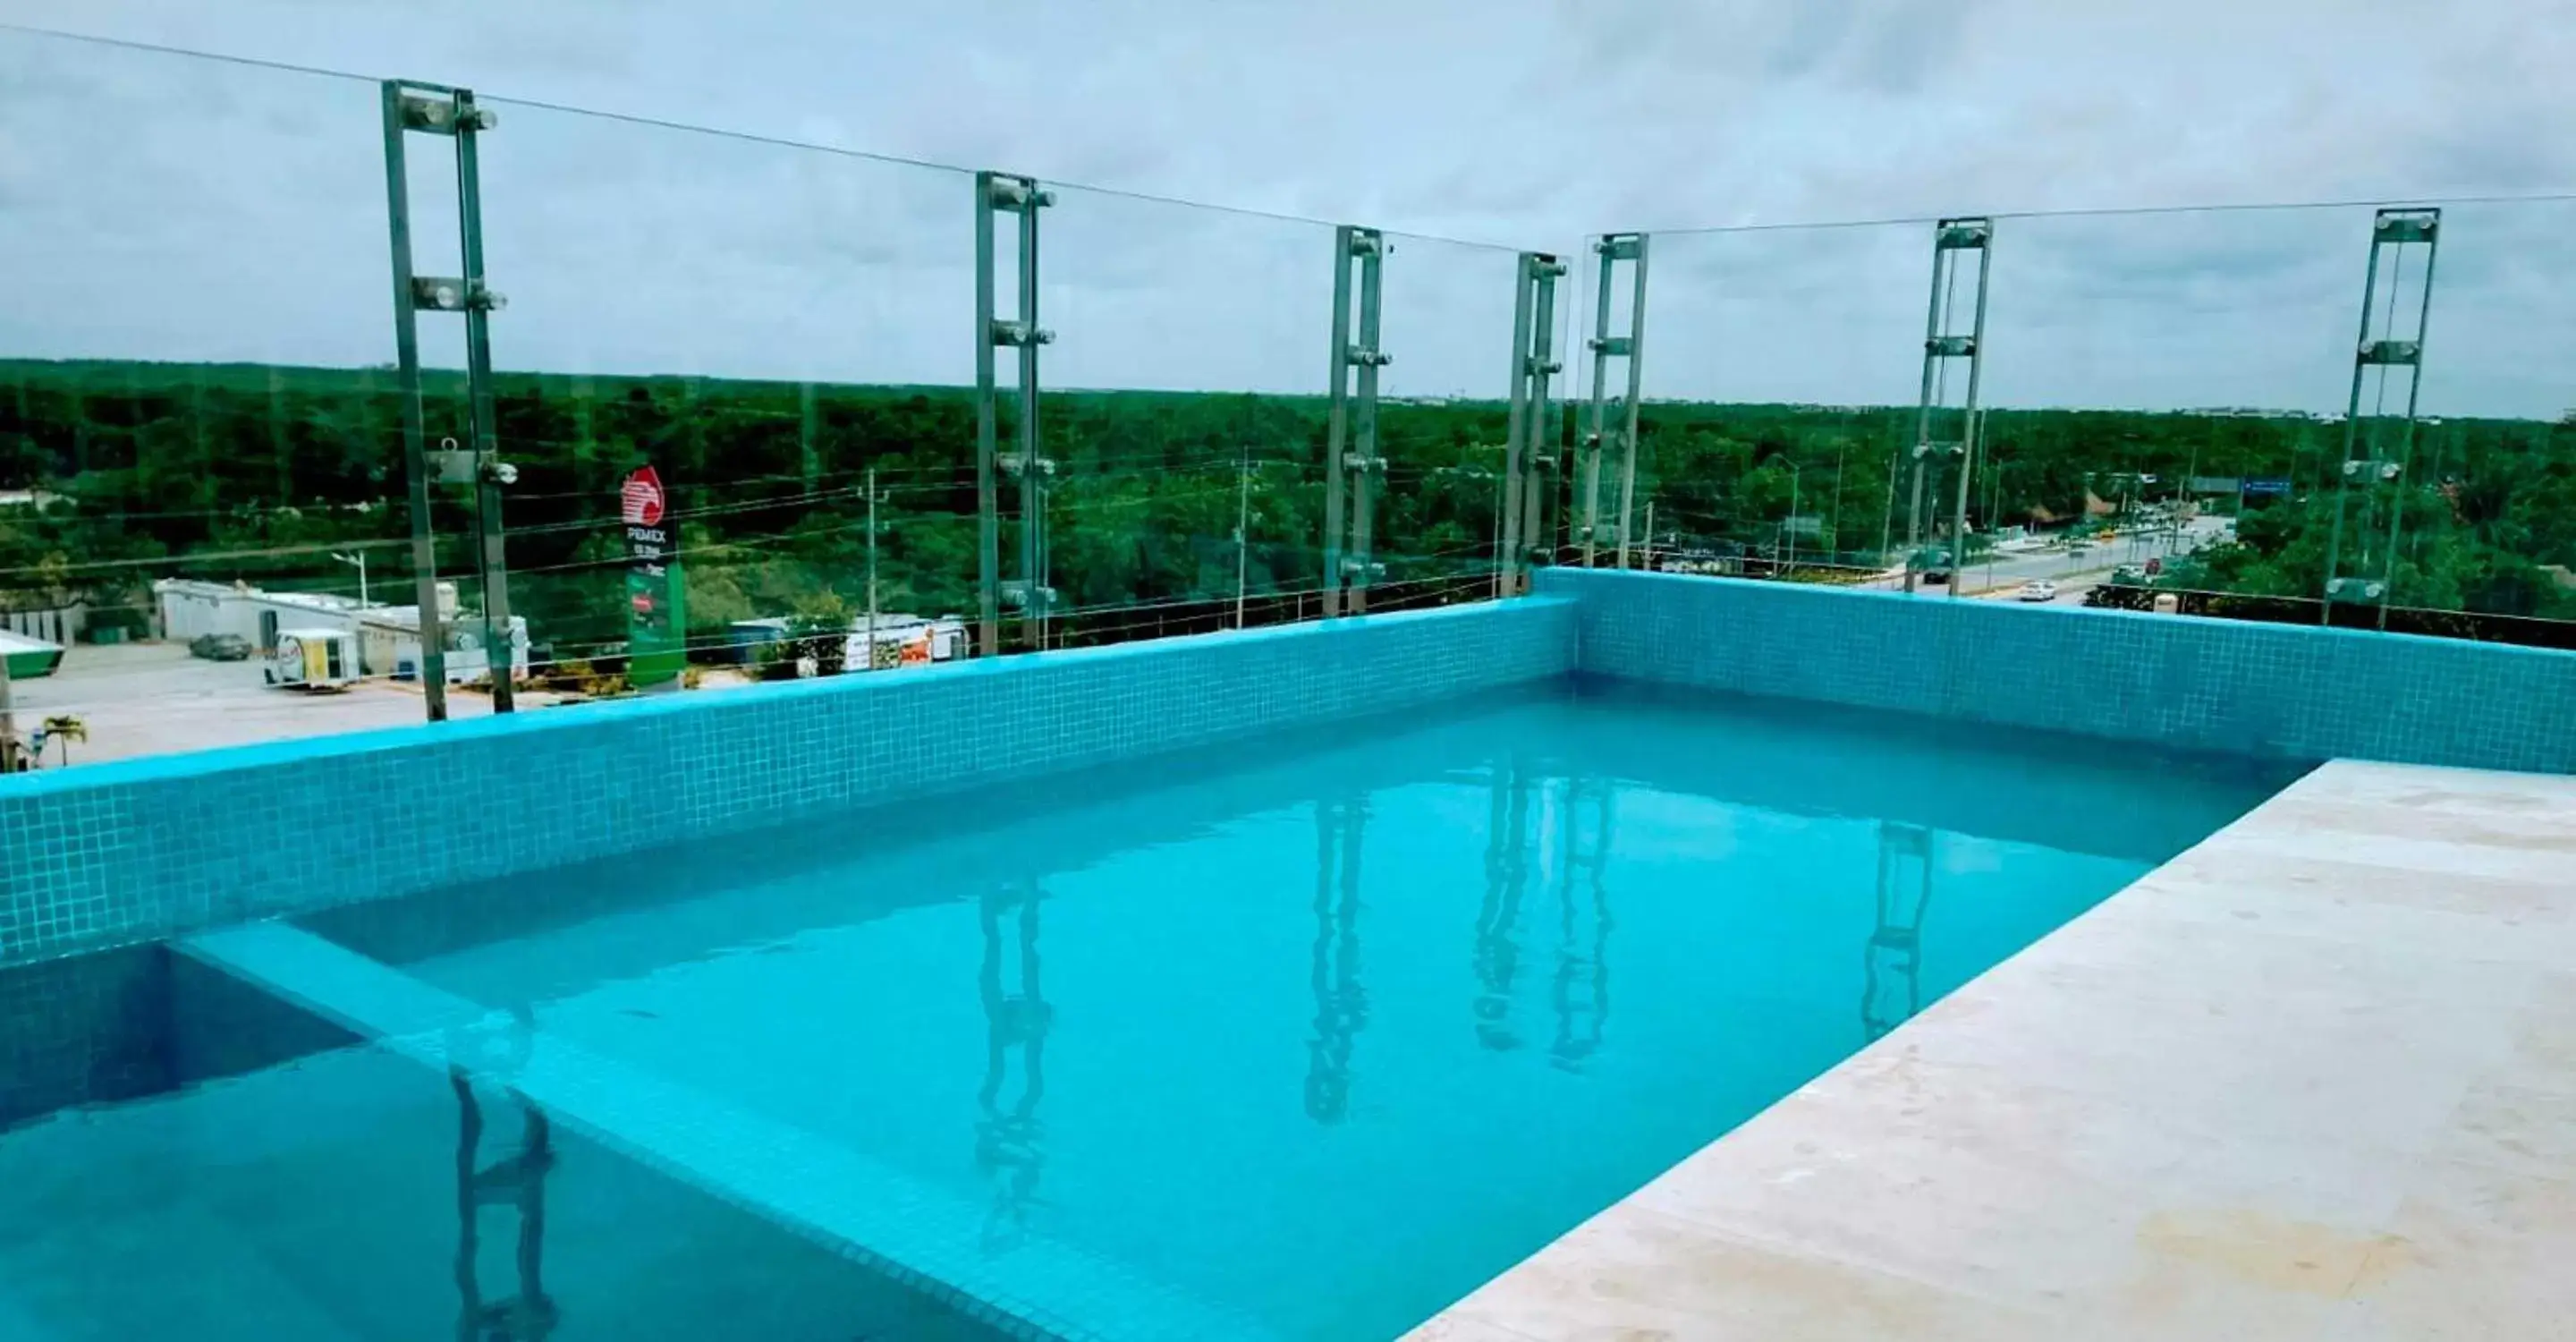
left=1409, top=760, right=2576, bottom=1341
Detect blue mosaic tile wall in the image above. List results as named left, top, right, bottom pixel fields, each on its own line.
left=0, top=598, right=1576, bottom=969
left=1543, top=569, right=2576, bottom=775
left=0, top=942, right=166, bottom=1127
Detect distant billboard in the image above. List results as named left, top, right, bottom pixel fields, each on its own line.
left=2189, top=476, right=2241, bottom=496
left=2241, top=477, right=2293, bottom=498
left=623, top=463, right=688, bottom=688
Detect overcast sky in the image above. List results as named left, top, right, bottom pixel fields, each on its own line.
left=3, top=0, right=2572, bottom=416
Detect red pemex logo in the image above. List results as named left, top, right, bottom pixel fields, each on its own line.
left=621, top=465, right=665, bottom=527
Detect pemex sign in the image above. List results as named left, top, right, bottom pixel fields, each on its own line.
left=621, top=463, right=686, bottom=688
left=622, top=464, right=666, bottom=530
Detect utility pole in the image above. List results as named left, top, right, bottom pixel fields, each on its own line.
left=800, top=381, right=821, bottom=490
left=1235, top=444, right=1253, bottom=628
left=864, top=467, right=880, bottom=671
left=1878, top=437, right=1901, bottom=570
left=0, top=644, right=18, bottom=774
left=1784, top=463, right=1801, bottom=575
left=1830, top=440, right=1846, bottom=564
left=1640, top=500, right=1655, bottom=572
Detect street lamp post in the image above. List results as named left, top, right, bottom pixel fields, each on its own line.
left=332, top=551, right=370, bottom=609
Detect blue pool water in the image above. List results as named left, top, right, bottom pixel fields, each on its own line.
left=0, top=681, right=2300, bottom=1340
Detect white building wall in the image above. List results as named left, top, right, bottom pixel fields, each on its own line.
left=157, top=587, right=258, bottom=642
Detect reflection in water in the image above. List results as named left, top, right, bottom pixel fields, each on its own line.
left=1863, top=821, right=1936, bottom=1040
left=1474, top=756, right=1535, bottom=1051
left=978, top=879, right=1050, bottom=1252
left=1549, top=777, right=1615, bottom=1074
left=449, top=1009, right=558, bottom=1341
left=1306, top=795, right=1371, bottom=1123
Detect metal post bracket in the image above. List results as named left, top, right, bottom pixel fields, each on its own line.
left=973, top=167, right=1055, bottom=655
left=2375, top=214, right=2438, bottom=243
left=1579, top=232, right=1651, bottom=569
left=1596, top=234, right=1645, bottom=261
left=1903, top=216, right=1996, bottom=597
left=1321, top=222, right=1390, bottom=615
left=986, top=175, right=1055, bottom=211
left=410, top=276, right=506, bottom=313
left=398, top=93, right=497, bottom=135
left=2319, top=204, right=2441, bottom=621
left=383, top=76, right=515, bottom=718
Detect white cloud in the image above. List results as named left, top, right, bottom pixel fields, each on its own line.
left=1, top=0, right=2571, bottom=415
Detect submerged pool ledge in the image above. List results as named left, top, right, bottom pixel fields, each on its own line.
left=181, top=922, right=1272, bottom=1342
left=1407, top=759, right=2576, bottom=1339
left=0, top=598, right=1576, bottom=969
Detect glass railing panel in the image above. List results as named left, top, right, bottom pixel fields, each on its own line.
left=1976, top=197, right=2576, bottom=641
left=1612, top=222, right=1928, bottom=579
left=1963, top=203, right=2370, bottom=601
left=1030, top=183, right=1332, bottom=646
left=0, top=32, right=411, bottom=769
left=1372, top=230, right=1531, bottom=607
left=467, top=97, right=974, bottom=686
left=2390, top=197, right=2576, bottom=627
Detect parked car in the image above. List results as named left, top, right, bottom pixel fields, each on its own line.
left=2017, top=581, right=2059, bottom=602
left=188, top=633, right=251, bottom=661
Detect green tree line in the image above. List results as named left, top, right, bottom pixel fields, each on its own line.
left=7, top=359, right=2575, bottom=653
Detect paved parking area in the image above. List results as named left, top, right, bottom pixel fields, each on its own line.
left=4, top=641, right=500, bottom=768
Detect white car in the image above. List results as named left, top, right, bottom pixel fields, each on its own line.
left=2017, top=581, right=2059, bottom=602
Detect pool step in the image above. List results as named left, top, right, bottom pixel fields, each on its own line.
left=179, top=922, right=1275, bottom=1342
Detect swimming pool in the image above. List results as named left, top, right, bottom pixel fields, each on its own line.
left=0, top=677, right=2298, bottom=1340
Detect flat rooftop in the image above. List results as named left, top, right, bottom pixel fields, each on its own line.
left=1411, top=758, right=2576, bottom=1340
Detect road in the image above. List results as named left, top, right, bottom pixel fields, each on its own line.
left=1852, top=516, right=2233, bottom=599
